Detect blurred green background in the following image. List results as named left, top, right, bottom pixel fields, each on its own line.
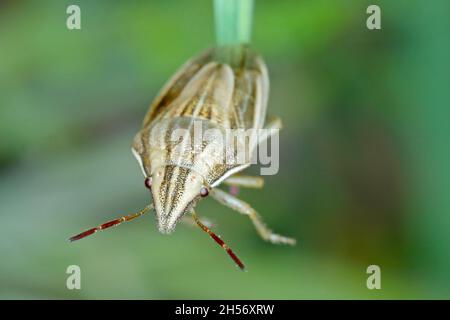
left=1, top=0, right=449, bottom=299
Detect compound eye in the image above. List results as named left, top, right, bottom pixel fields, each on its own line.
left=200, top=187, right=209, bottom=198
left=144, top=177, right=152, bottom=189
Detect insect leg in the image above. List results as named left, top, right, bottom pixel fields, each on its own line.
left=68, top=204, right=153, bottom=242
left=192, top=211, right=245, bottom=271
left=259, top=115, right=283, bottom=143
left=210, top=189, right=296, bottom=245
left=180, top=215, right=216, bottom=228
left=223, top=175, right=264, bottom=189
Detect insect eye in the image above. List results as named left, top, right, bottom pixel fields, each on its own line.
left=144, top=177, right=152, bottom=189
left=200, top=187, right=209, bottom=198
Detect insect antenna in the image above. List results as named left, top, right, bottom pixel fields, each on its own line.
left=69, top=204, right=153, bottom=242
left=192, top=211, right=245, bottom=271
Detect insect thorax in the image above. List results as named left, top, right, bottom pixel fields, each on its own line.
left=133, top=117, right=251, bottom=187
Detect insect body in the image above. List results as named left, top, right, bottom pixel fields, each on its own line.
left=70, top=47, right=296, bottom=270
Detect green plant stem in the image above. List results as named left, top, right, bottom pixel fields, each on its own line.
left=214, top=0, right=254, bottom=46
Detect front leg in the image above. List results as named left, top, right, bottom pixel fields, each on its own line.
left=210, top=188, right=296, bottom=245
left=180, top=215, right=215, bottom=229
left=259, top=115, right=283, bottom=143
left=223, top=175, right=264, bottom=189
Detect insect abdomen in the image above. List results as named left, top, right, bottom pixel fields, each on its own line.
left=144, top=47, right=269, bottom=131
left=133, top=47, right=269, bottom=185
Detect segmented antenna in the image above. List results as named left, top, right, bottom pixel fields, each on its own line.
left=192, top=211, right=245, bottom=271
left=69, top=204, right=153, bottom=242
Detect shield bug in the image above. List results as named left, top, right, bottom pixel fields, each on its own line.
left=69, top=47, right=296, bottom=270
